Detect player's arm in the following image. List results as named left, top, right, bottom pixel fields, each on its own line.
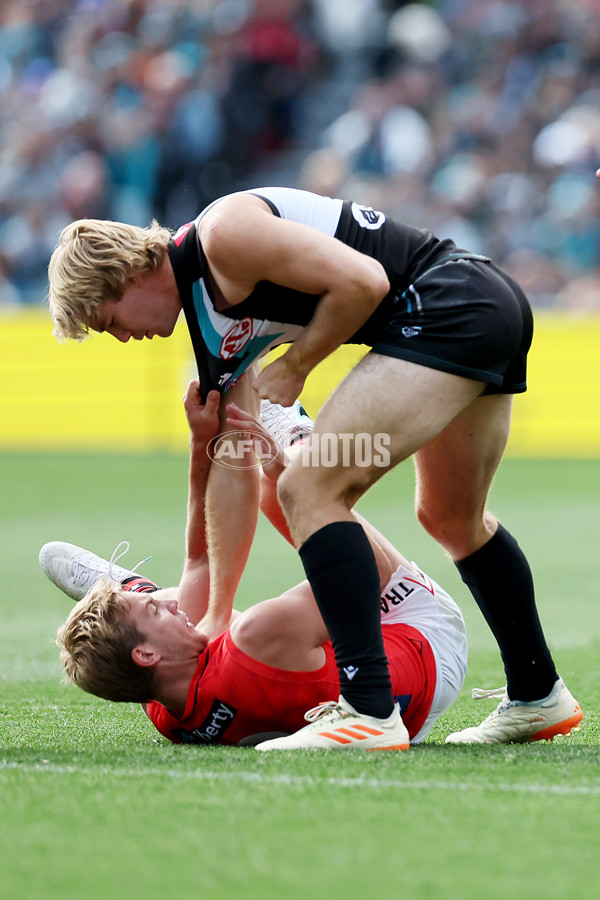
left=175, top=382, right=220, bottom=624
left=230, top=581, right=329, bottom=671
left=230, top=525, right=408, bottom=671
left=199, top=194, right=390, bottom=406
left=198, top=368, right=261, bottom=641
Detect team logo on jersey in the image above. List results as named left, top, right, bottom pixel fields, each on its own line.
left=351, top=202, right=386, bottom=230
left=172, top=222, right=194, bottom=246
left=401, top=326, right=421, bottom=338
left=177, top=700, right=238, bottom=744
left=220, top=318, right=254, bottom=359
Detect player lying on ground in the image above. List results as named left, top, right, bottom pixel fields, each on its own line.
left=43, top=391, right=581, bottom=747
left=43, top=387, right=470, bottom=750
left=48, top=186, right=582, bottom=746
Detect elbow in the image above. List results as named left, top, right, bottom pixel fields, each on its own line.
left=348, top=259, right=389, bottom=311
left=368, top=260, right=390, bottom=305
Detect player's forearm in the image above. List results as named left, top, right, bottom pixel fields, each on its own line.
left=182, top=383, right=221, bottom=561
left=282, top=274, right=389, bottom=376
left=185, top=434, right=212, bottom=561
left=177, top=435, right=212, bottom=624
left=196, top=368, right=260, bottom=633
left=177, top=559, right=210, bottom=624
left=204, top=460, right=260, bottom=630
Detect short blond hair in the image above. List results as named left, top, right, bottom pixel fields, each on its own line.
left=48, top=218, right=172, bottom=341
left=56, top=579, right=155, bottom=703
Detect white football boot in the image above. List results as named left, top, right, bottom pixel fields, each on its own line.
left=255, top=696, right=410, bottom=752
left=445, top=677, right=583, bottom=744
left=259, top=399, right=313, bottom=448
left=39, top=540, right=153, bottom=601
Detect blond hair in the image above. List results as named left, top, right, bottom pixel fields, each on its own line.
left=56, top=579, right=155, bottom=703
left=48, top=218, right=172, bottom=341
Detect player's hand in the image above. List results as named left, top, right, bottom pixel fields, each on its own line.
left=252, top=356, right=306, bottom=407
left=195, top=611, right=232, bottom=644
left=183, top=380, right=220, bottom=443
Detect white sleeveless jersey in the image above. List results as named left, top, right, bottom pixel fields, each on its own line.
left=167, top=186, right=453, bottom=394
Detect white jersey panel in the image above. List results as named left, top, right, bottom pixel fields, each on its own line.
left=244, top=187, right=344, bottom=236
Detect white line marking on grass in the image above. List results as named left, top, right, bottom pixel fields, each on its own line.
left=1, top=760, right=599, bottom=796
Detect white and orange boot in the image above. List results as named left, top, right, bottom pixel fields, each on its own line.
left=256, top=696, right=410, bottom=752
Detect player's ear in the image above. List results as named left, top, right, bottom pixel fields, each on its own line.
left=131, top=644, right=161, bottom=667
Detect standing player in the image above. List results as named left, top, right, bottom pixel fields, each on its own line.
left=45, top=390, right=469, bottom=750
left=47, top=186, right=582, bottom=746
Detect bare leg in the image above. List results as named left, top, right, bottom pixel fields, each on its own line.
left=414, top=395, right=557, bottom=700
left=277, top=353, right=484, bottom=717
left=413, top=393, right=513, bottom=558
left=278, top=353, right=484, bottom=543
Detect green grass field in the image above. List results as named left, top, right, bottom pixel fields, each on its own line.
left=1, top=454, right=599, bottom=900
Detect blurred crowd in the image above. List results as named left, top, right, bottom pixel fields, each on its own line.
left=0, top=0, right=325, bottom=304
left=1, top=0, right=599, bottom=308
left=303, top=0, right=600, bottom=310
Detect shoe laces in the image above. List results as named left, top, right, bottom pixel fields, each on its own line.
left=304, top=700, right=350, bottom=724
left=259, top=400, right=313, bottom=447
left=259, top=400, right=292, bottom=443
left=107, top=541, right=152, bottom=582
left=471, top=686, right=513, bottom=718
left=471, top=686, right=506, bottom=700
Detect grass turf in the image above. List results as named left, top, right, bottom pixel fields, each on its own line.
left=1, top=454, right=599, bottom=899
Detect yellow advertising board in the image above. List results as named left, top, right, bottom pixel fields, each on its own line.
left=1, top=309, right=599, bottom=456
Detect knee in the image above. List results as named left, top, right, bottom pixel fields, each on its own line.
left=415, top=501, right=457, bottom=546
left=276, top=461, right=351, bottom=521
left=416, top=502, right=493, bottom=558
left=277, top=458, right=369, bottom=518
left=415, top=501, right=436, bottom=538
left=416, top=502, right=468, bottom=555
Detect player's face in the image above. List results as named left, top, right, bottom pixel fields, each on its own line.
left=92, top=274, right=182, bottom=343
left=127, top=594, right=202, bottom=656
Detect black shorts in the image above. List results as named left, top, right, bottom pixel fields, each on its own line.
left=371, top=255, right=534, bottom=394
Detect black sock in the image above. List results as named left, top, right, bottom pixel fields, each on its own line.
left=121, top=575, right=160, bottom=593
left=299, top=521, right=394, bottom=718
left=455, top=523, right=557, bottom=701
